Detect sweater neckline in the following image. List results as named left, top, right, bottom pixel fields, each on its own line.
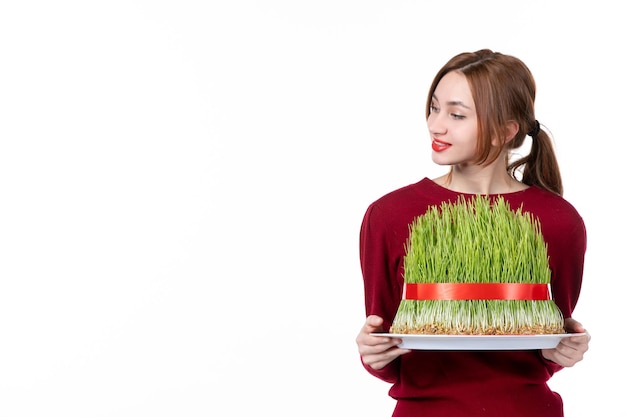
left=423, top=177, right=533, bottom=197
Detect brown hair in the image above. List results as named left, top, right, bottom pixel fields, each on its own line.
left=425, top=49, right=563, bottom=195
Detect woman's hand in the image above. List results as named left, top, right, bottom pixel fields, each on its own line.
left=356, top=315, right=411, bottom=370
left=541, top=317, right=590, bottom=367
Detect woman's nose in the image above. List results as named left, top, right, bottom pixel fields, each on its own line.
left=427, top=113, right=446, bottom=136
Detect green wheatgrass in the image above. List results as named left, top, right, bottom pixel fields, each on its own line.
left=391, top=195, right=565, bottom=335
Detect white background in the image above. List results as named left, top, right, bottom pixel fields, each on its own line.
left=0, top=1, right=622, bottom=416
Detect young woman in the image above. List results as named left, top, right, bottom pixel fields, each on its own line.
left=355, top=49, right=590, bottom=417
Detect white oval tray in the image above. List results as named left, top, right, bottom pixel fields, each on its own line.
left=372, top=333, right=587, bottom=350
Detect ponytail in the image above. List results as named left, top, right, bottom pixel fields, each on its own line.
left=507, top=125, right=563, bottom=196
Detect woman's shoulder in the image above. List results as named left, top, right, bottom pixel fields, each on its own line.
left=513, top=186, right=585, bottom=228
left=523, top=186, right=582, bottom=211
left=364, top=178, right=454, bottom=226
left=371, top=178, right=445, bottom=206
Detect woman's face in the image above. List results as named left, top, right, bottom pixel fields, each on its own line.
left=427, top=71, right=479, bottom=167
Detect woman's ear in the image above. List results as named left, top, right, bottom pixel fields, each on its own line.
left=493, top=121, right=520, bottom=146
left=504, top=121, right=520, bottom=143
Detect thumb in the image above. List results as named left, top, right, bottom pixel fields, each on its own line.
left=365, top=315, right=384, bottom=332
left=564, top=317, right=585, bottom=334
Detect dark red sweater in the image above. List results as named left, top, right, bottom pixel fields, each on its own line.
left=359, top=178, right=586, bottom=417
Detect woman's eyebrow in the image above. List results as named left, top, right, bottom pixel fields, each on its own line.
left=432, top=94, right=471, bottom=109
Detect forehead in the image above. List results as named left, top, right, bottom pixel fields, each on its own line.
left=433, top=71, right=474, bottom=106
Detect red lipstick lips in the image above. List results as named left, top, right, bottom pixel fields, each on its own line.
left=432, top=139, right=451, bottom=152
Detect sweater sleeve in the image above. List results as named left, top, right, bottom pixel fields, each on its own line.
left=547, top=208, right=587, bottom=319
left=359, top=202, right=403, bottom=383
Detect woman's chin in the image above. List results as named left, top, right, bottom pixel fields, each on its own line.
left=431, top=154, right=451, bottom=166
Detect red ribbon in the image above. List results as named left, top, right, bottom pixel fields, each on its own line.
left=403, top=283, right=550, bottom=301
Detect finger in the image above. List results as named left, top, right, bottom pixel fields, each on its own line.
left=364, top=347, right=411, bottom=370
left=360, top=334, right=402, bottom=353
left=563, top=333, right=590, bottom=350
left=551, top=338, right=588, bottom=365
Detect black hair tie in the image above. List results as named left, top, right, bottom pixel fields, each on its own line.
left=528, top=120, right=540, bottom=137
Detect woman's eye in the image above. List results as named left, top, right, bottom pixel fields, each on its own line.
left=451, top=113, right=465, bottom=120
left=429, top=105, right=439, bottom=113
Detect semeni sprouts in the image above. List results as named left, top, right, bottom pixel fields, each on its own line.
left=391, top=195, right=564, bottom=335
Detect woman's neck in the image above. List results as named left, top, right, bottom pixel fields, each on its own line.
left=433, top=165, right=528, bottom=195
